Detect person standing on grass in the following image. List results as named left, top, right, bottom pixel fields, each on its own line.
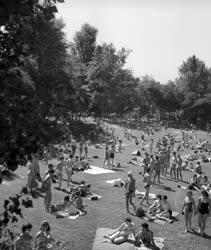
left=42, top=169, right=54, bottom=212
left=66, top=155, right=74, bottom=188
left=71, top=137, right=77, bottom=156
left=170, top=152, right=177, bottom=179
left=197, top=190, right=211, bottom=236
left=103, top=147, right=110, bottom=168
left=181, top=191, right=197, bottom=233
left=143, top=153, right=150, bottom=176
left=79, top=140, right=83, bottom=158
left=55, top=156, right=66, bottom=189
left=140, top=168, right=151, bottom=206
left=84, top=141, right=88, bottom=159
left=110, top=144, right=115, bottom=168
left=26, top=155, right=40, bottom=192
left=176, top=154, right=183, bottom=181
left=124, top=171, right=136, bottom=214
left=15, top=223, right=33, bottom=250
left=152, top=156, right=161, bottom=186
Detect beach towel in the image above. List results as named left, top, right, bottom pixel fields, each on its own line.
left=135, top=191, right=157, bottom=200
left=84, top=166, right=114, bottom=175
left=92, top=228, right=164, bottom=250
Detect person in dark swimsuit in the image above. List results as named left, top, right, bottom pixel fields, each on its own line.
left=181, top=191, right=197, bottom=232
left=197, top=190, right=211, bottom=236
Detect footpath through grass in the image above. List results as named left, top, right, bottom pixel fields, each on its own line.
left=1, top=120, right=211, bottom=250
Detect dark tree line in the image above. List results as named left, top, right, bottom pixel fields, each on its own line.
left=1, top=0, right=211, bottom=171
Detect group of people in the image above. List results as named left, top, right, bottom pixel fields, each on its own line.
left=15, top=221, right=58, bottom=250
left=104, top=218, right=159, bottom=249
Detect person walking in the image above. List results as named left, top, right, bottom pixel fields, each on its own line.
left=66, top=155, right=74, bottom=188
left=124, top=171, right=136, bottom=214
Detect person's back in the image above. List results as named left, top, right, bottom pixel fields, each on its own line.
left=15, top=233, right=33, bottom=250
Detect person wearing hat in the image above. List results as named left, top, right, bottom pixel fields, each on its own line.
left=56, top=156, right=66, bottom=189
left=124, top=171, right=136, bottom=214
left=34, top=221, right=49, bottom=250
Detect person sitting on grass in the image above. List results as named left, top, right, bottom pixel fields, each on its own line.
left=104, top=217, right=135, bottom=245
left=187, top=174, right=201, bottom=191
left=155, top=195, right=173, bottom=223
left=72, top=191, right=87, bottom=215
left=147, top=194, right=162, bottom=216
left=34, top=221, right=49, bottom=250
left=200, top=175, right=211, bottom=192
left=134, top=223, right=158, bottom=249
left=77, top=181, right=91, bottom=197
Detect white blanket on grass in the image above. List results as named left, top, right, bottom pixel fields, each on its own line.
left=84, top=166, right=115, bottom=175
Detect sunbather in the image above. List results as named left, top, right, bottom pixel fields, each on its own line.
left=104, top=217, right=135, bottom=244
left=135, top=223, right=158, bottom=249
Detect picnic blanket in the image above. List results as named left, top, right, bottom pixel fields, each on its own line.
left=84, top=166, right=115, bottom=175
left=135, top=191, right=157, bottom=200
left=92, top=228, right=164, bottom=250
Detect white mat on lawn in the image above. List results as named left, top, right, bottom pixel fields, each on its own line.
left=84, top=166, right=115, bottom=175
left=106, top=178, right=124, bottom=185
left=135, top=190, right=157, bottom=199
left=56, top=211, right=80, bottom=220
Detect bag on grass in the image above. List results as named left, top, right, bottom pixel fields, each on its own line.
left=91, top=196, right=98, bottom=200
left=136, top=207, right=145, bottom=218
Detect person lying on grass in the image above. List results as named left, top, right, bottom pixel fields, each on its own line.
left=134, top=223, right=159, bottom=250
left=104, top=217, right=135, bottom=244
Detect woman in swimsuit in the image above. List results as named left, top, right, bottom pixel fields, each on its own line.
left=197, top=190, right=211, bottom=236
left=104, top=217, right=135, bottom=244
left=181, top=191, right=197, bottom=232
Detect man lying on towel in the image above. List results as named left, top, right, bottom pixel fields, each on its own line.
left=135, top=223, right=159, bottom=250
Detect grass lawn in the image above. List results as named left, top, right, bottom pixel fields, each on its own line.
left=1, top=120, right=211, bottom=250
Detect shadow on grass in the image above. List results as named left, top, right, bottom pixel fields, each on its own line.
left=189, top=229, right=211, bottom=240
left=154, top=184, right=176, bottom=192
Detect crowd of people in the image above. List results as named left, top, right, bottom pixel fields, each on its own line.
left=2, top=119, right=211, bottom=249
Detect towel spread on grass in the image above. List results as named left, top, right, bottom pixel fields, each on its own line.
left=56, top=211, right=80, bottom=220
left=92, top=228, right=164, bottom=250
left=84, top=166, right=115, bottom=175
left=135, top=191, right=157, bottom=200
